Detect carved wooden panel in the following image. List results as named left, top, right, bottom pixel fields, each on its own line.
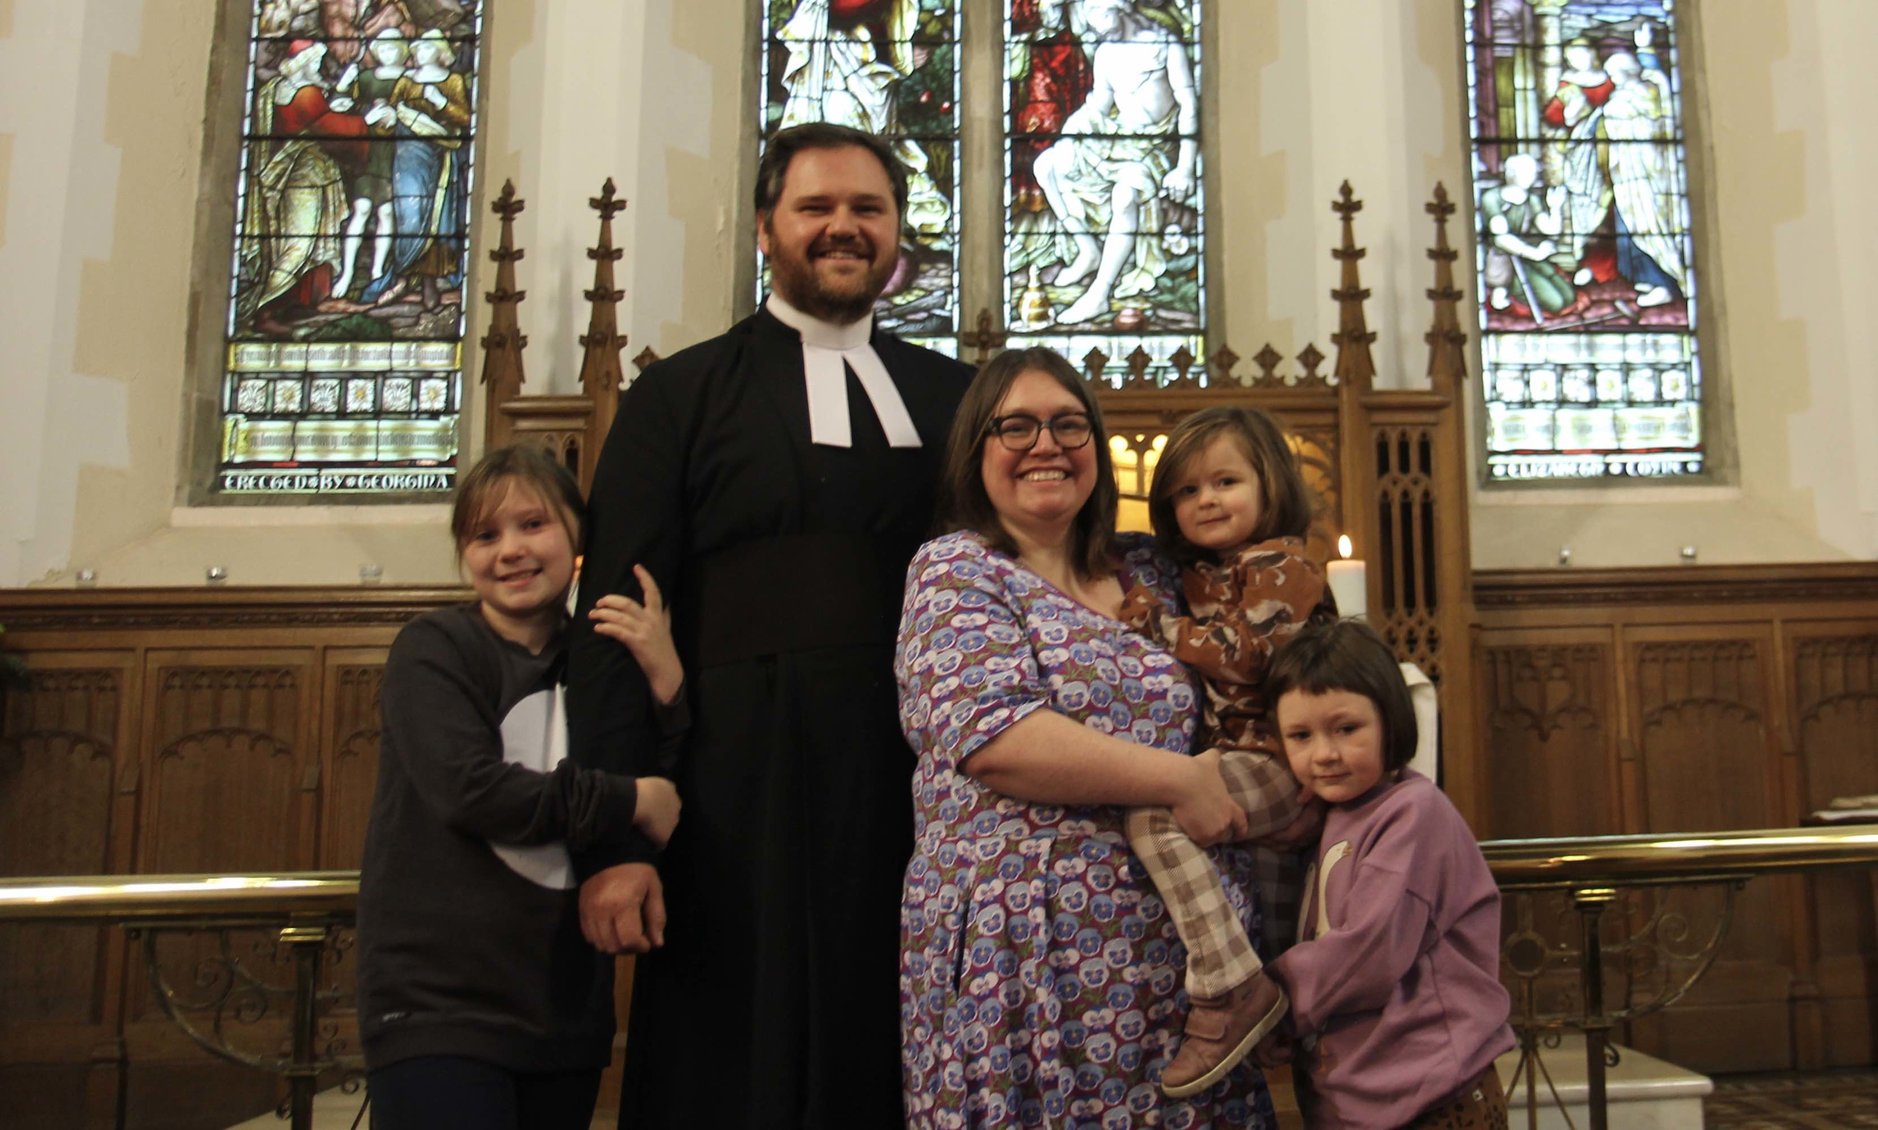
left=1789, top=629, right=1878, bottom=1066
left=0, top=659, right=131, bottom=1027
left=320, top=653, right=386, bottom=870
left=130, top=652, right=318, bottom=1029
left=1792, top=633, right=1878, bottom=813
left=0, top=588, right=427, bottom=1120
left=1628, top=631, right=1792, bottom=1071
left=139, top=653, right=315, bottom=874
left=1478, top=637, right=1619, bottom=839
left=1632, top=636, right=1778, bottom=832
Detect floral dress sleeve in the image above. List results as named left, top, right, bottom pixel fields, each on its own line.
left=896, top=532, right=1052, bottom=777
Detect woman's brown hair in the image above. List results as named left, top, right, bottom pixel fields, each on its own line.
left=1147, top=405, right=1311, bottom=564
left=935, top=347, right=1118, bottom=578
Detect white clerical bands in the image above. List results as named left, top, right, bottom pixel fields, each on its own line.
left=766, top=295, right=923, bottom=449
left=802, top=343, right=923, bottom=449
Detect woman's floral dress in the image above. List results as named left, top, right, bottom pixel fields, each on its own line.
left=896, top=531, right=1277, bottom=1129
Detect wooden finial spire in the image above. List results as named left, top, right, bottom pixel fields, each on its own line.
left=577, top=178, right=629, bottom=445
left=479, top=179, right=528, bottom=447
left=1330, top=181, right=1377, bottom=393
left=1423, top=182, right=1469, bottom=394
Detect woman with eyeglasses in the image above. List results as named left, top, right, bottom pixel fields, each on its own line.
left=895, top=347, right=1277, bottom=1128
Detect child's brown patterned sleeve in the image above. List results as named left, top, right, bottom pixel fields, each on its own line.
left=1118, top=582, right=1161, bottom=633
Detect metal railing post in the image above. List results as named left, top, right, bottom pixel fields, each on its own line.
left=1572, top=887, right=1617, bottom=1130
left=281, top=922, right=330, bottom=1130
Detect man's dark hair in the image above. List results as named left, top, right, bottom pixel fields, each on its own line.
left=1264, top=619, right=1419, bottom=773
left=754, top=123, right=910, bottom=221
left=936, top=347, right=1118, bottom=580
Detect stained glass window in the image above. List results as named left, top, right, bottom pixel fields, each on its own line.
left=1464, top=0, right=1703, bottom=481
left=1004, top=0, right=1205, bottom=382
left=759, top=0, right=961, bottom=353
left=218, top=2, right=483, bottom=495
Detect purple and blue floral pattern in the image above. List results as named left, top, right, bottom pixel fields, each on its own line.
left=896, top=531, right=1276, bottom=1129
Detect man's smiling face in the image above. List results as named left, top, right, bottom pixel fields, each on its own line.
left=759, top=144, right=902, bottom=324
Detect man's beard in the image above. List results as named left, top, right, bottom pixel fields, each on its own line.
left=768, top=232, right=898, bottom=325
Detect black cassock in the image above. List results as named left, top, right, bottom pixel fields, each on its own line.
left=567, top=307, right=972, bottom=1129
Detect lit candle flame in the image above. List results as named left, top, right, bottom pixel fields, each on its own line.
left=1337, top=534, right=1353, bottom=560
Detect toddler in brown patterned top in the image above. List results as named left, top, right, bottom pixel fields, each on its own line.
left=1117, top=405, right=1337, bottom=1098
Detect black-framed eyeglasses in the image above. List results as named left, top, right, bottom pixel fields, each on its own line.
left=986, top=412, right=1095, bottom=452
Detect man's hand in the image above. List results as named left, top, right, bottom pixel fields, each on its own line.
left=579, top=863, right=666, bottom=954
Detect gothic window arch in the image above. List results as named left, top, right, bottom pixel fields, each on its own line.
left=211, top=1, right=486, bottom=497
left=1464, top=0, right=1706, bottom=482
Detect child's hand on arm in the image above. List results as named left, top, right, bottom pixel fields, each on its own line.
left=589, top=564, right=684, bottom=705
left=633, top=776, right=682, bottom=849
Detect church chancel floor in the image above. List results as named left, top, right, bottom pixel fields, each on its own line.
left=1703, top=1068, right=1878, bottom=1130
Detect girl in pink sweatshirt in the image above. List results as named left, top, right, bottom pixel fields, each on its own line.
left=1259, top=620, right=1513, bottom=1129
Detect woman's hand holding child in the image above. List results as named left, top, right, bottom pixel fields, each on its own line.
left=1171, top=749, right=1251, bottom=846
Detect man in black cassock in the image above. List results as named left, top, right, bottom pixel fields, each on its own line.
left=565, top=123, right=973, bottom=1129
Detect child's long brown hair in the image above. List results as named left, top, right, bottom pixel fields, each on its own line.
left=1148, top=405, right=1311, bottom=563
left=450, top=444, right=585, bottom=560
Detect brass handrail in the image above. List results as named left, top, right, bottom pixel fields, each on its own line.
left=1485, top=824, right=1878, bottom=889
left=1482, top=824, right=1878, bottom=1130
left=10, top=825, right=1876, bottom=917
left=0, top=871, right=359, bottom=921
left=0, top=871, right=362, bottom=1130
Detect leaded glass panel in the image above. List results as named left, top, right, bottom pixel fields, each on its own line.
left=219, top=2, right=481, bottom=495
left=759, top=0, right=961, bottom=349
left=1004, top=0, right=1204, bottom=378
left=1463, top=0, right=1703, bottom=481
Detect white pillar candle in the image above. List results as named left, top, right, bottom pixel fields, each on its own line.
left=1327, top=534, right=1368, bottom=619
